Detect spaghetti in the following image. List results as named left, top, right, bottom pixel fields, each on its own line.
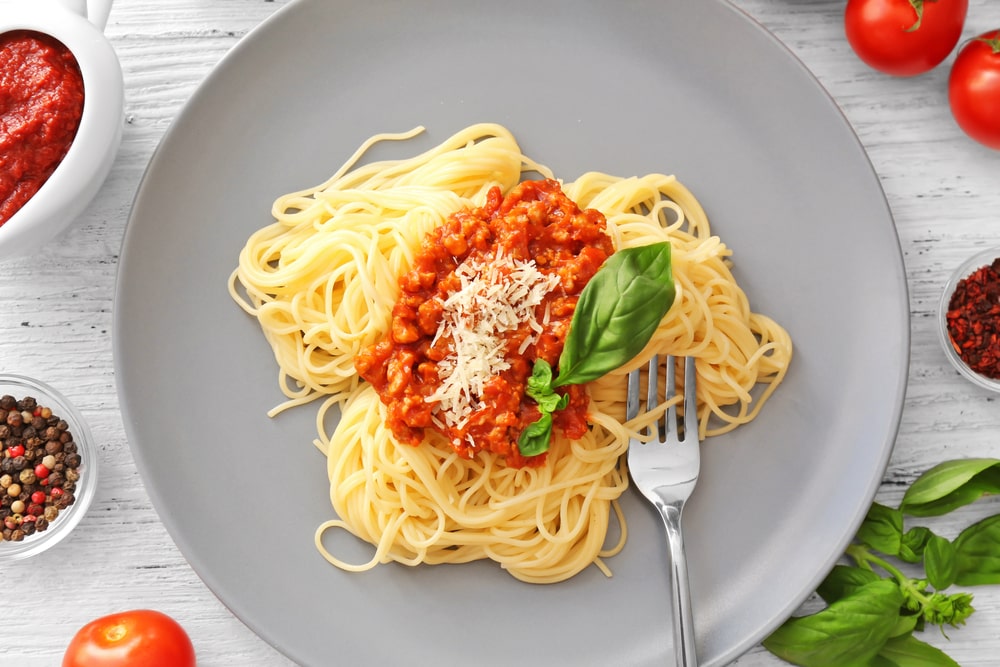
left=229, top=123, right=792, bottom=583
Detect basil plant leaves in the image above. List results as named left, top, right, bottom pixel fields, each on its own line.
left=764, top=458, right=1000, bottom=667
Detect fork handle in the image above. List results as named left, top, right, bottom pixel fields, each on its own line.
left=659, top=503, right=698, bottom=667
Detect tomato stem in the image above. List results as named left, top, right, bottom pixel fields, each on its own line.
left=976, top=32, right=1000, bottom=55
left=905, top=0, right=926, bottom=32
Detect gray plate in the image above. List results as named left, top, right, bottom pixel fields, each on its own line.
left=113, top=1, right=908, bottom=665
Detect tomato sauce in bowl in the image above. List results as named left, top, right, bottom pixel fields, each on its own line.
left=0, top=30, right=86, bottom=227
left=0, top=0, right=123, bottom=260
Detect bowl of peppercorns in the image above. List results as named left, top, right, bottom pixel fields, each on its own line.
left=0, top=375, right=97, bottom=559
left=939, top=247, right=1000, bottom=394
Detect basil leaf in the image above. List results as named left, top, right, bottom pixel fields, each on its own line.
left=553, top=242, right=675, bottom=387
left=526, top=360, right=569, bottom=413
left=520, top=360, right=570, bottom=455
left=539, top=392, right=568, bottom=414
left=900, top=458, right=1000, bottom=517
left=817, top=565, right=881, bottom=604
left=923, top=534, right=957, bottom=591
left=886, top=613, right=920, bottom=640
left=875, top=634, right=961, bottom=667
left=899, top=526, right=934, bottom=564
left=526, top=358, right=554, bottom=397
left=762, top=579, right=903, bottom=667
left=953, top=514, right=1000, bottom=586
left=517, top=412, right=553, bottom=457
left=857, top=503, right=904, bottom=556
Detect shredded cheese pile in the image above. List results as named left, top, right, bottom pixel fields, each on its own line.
left=426, top=251, right=560, bottom=432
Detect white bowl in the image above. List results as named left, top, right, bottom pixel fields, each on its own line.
left=0, top=374, right=98, bottom=560
left=938, top=246, right=1000, bottom=394
left=0, top=0, right=123, bottom=261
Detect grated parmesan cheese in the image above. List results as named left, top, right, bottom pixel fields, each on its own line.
left=425, top=250, right=561, bottom=435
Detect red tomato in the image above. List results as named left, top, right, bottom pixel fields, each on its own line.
left=949, top=30, right=1000, bottom=149
left=63, top=610, right=196, bottom=667
left=845, top=0, right=968, bottom=76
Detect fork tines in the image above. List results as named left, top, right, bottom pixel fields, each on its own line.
left=626, top=355, right=698, bottom=442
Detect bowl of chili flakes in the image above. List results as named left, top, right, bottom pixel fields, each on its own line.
left=939, top=246, right=1000, bottom=394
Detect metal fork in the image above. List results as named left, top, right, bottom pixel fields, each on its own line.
left=626, top=355, right=700, bottom=667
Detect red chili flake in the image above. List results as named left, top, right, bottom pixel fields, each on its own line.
left=946, top=257, right=1000, bottom=380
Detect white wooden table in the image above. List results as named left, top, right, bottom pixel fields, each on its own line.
left=1, top=1, right=999, bottom=665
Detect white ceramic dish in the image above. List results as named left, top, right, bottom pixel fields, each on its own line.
left=938, top=247, right=1000, bottom=393
left=0, top=0, right=123, bottom=261
left=0, top=374, right=98, bottom=560
left=114, top=1, right=910, bottom=665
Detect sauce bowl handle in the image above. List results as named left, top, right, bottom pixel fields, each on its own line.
left=86, top=0, right=113, bottom=31
left=49, top=0, right=113, bottom=31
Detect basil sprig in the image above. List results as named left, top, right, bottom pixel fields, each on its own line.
left=764, top=458, right=1000, bottom=667
left=516, top=242, right=676, bottom=457
left=518, top=360, right=570, bottom=457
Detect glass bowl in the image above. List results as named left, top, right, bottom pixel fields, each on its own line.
left=938, top=247, right=1000, bottom=394
left=0, top=374, right=98, bottom=560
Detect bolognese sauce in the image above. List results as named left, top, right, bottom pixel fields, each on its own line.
left=355, top=179, right=614, bottom=467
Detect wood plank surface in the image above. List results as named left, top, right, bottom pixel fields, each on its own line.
left=1, top=1, right=998, bottom=664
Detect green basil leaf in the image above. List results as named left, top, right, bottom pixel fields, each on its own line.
left=875, top=634, right=961, bottom=667
left=953, top=514, right=1000, bottom=586
left=553, top=242, right=675, bottom=387
left=817, top=565, right=881, bottom=604
left=923, top=534, right=957, bottom=591
left=887, top=612, right=920, bottom=639
left=538, top=391, right=569, bottom=414
left=522, top=359, right=570, bottom=444
left=900, top=458, right=1000, bottom=517
left=526, top=358, right=554, bottom=397
left=762, top=579, right=903, bottom=667
left=517, top=412, right=553, bottom=457
left=899, top=527, right=934, bottom=564
left=857, top=503, right=904, bottom=556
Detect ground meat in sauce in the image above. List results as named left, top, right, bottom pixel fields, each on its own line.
left=355, top=179, right=614, bottom=467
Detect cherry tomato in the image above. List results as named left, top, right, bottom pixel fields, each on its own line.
left=63, top=610, right=196, bottom=667
left=949, top=30, right=1000, bottom=149
left=845, top=0, right=968, bottom=76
